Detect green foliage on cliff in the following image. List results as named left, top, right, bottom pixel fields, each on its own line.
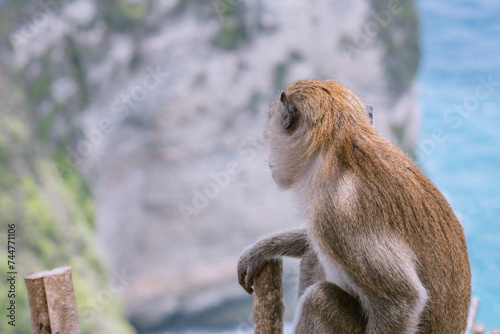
left=0, top=80, right=133, bottom=334
left=371, top=0, right=420, bottom=98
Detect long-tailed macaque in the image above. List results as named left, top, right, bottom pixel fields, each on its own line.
left=237, top=80, right=471, bottom=333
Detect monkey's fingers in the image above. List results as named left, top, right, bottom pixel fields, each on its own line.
left=237, top=265, right=254, bottom=294
left=245, top=264, right=262, bottom=294
left=244, top=284, right=254, bottom=295
left=239, top=271, right=253, bottom=294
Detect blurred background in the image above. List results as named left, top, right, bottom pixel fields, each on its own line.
left=0, top=0, right=498, bottom=333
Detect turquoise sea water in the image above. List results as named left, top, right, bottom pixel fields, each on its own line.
left=416, top=0, right=500, bottom=329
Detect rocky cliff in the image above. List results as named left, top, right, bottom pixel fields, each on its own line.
left=0, top=0, right=419, bottom=332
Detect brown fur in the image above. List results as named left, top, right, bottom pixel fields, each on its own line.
left=237, top=80, right=471, bottom=334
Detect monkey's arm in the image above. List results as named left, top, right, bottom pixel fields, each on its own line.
left=237, top=228, right=308, bottom=294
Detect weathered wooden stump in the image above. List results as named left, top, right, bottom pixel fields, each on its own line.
left=24, top=266, right=81, bottom=334
left=253, top=259, right=284, bottom=334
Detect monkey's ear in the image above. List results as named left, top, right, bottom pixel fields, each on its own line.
left=280, top=91, right=296, bottom=129
left=365, top=104, right=373, bottom=125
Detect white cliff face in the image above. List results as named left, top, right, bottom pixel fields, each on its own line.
left=5, top=0, right=420, bottom=330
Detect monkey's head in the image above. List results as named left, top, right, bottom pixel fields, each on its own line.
left=265, top=79, right=374, bottom=189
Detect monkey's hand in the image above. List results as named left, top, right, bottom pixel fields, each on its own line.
left=237, top=248, right=266, bottom=294
left=237, top=228, right=309, bottom=294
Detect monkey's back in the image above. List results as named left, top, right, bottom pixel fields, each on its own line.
left=352, top=136, right=471, bottom=333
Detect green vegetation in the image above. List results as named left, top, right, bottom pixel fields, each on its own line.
left=391, top=123, right=406, bottom=143
left=213, top=17, right=247, bottom=50
left=118, top=2, right=148, bottom=21
left=27, top=72, right=51, bottom=103
left=169, top=0, right=249, bottom=50
left=273, top=61, right=289, bottom=91
left=212, top=0, right=248, bottom=50
left=0, top=82, right=133, bottom=334
left=103, top=1, right=148, bottom=32
left=370, top=0, right=420, bottom=98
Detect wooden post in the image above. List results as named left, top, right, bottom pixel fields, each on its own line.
left=253, top=259, right=284, bottom=334
left=24, top=271, right=51, bottom=334
left=25, top=266, right=81, bottom=334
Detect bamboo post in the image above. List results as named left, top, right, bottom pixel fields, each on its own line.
left=253, top=259, right=284, bottom=334
left=25, top=266, right=81, bottom=334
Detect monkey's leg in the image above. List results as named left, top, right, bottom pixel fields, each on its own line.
left=297, top=248, right=324, bottom=299
left=294, top=281, right=366, bottom=334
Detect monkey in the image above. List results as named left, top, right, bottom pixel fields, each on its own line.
left=237, top=79, right=471, bottom=334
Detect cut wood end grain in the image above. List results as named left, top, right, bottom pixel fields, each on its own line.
left=24, top=266, right=72, bottom=280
